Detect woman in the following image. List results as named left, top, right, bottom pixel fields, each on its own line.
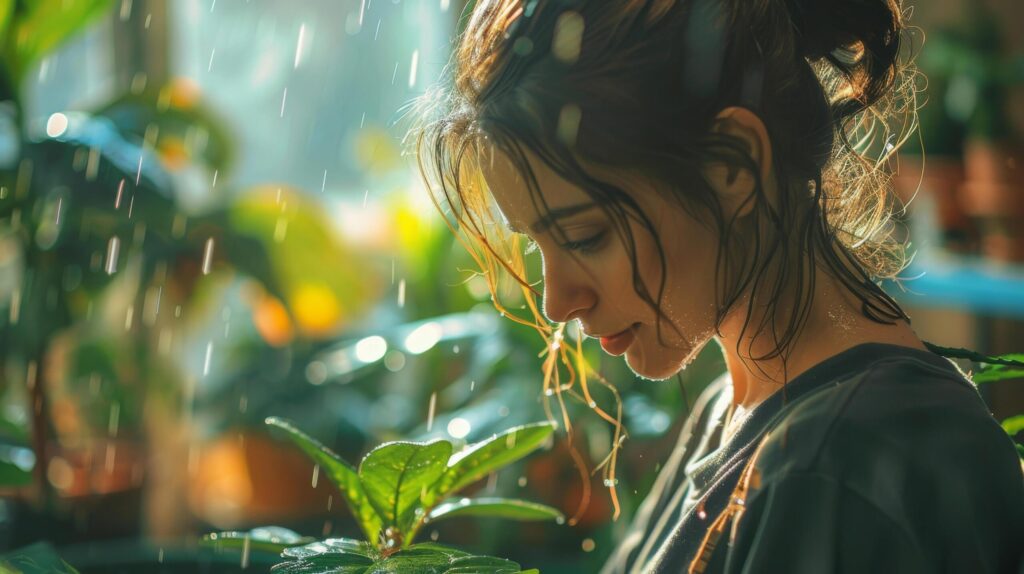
left=408, top=0, right=1024, bottom=571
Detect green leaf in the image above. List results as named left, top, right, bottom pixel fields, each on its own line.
left=0, top=460, right=31, bottom=488
left=1002, top=415, right=1024, bottom=437
left=4, top=0, right=114, bottom=83
left=974, top=368, right=1024, bottom=384
left=440, top=422, right=555, bottom=496
left=0, top=542, right=80, bottom=573
left=201, top=526, right=316, bottom=555
left=358, top=440, right=452, bottom=537
left=265, top=417, right=383, bottom=542
left=427, top=497, right=564, bottom=524
left=272, top=540, right=527, bottom=574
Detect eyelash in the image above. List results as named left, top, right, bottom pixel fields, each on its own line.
left=525, top=231, right=607, bottom=256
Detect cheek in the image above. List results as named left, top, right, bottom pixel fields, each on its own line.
left=641, top=214, right=720, bottom=341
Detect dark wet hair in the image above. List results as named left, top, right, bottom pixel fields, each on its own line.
left=406, top=0, right=918, bottom=518
left=409, top=0, right=918, bottom=370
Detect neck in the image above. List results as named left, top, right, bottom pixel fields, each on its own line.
left=715, top=269, right=926, bottom=414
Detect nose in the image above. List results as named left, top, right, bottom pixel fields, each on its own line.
left=540, top=253, right=596, bottom=324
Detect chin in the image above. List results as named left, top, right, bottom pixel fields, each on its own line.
left=624, top=340, right=705, bottom=381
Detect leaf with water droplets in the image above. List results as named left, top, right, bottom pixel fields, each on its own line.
left=272, top=540, right=527, bottom=574
left=266, top=417, right=383, bottom=542
left=438, top=422, right=555, bottom=498
left=358, top=440, right=452, bottom=537
left=201, top=526, right=315, bottom=555
left=427, top=497, right=563, bottom=524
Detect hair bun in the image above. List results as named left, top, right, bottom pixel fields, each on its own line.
left=785, top=0, right=901, bottom=63
left=784, top=0, right=904, bottom=119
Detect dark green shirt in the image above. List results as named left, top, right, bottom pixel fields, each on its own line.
left=602, top=343, right=1024, bottom=573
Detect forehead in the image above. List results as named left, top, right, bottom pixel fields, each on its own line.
left=478, top=144, right=615, bottom=233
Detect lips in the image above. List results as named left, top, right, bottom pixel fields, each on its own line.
left=598, top=325, right=636, bottom=356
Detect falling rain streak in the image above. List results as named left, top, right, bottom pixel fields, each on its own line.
left=202, top=238, right=215, bottom=275
left=203, top=341, right=213, bottom=376
left=106, top=237, right=120, bottom=275
left=280, top=88, right=288, bottom=117
left=294, top=24, right=307, bottom=68
left=408, top=50, right=419, bottom=88
left=426, top=392, right=437, bottom=432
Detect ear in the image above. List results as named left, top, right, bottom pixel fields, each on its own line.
left=702, top=106, right=774, bottom=219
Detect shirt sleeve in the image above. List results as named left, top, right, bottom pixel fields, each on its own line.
left=716, top=471, right=933, bottom=574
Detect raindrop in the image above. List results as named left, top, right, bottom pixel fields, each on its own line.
left=587, top=401, right=597, bottom=408
left=240, top=535, right=251, bottom=569
left=203, top=341, right=213, bottom=376
left=202, top=238, right=215, bottom=275
left=430, top=530, right=439, bottom=541
left=158, top=549, right=164, bottom=563
left=105, top=236, right=120, bottom=275
left=555, top=516, right=565, bottom=525
left=280, top=88, right=288, bottom=118
left=374, top=19, right=382, bottom=41
left=397, top=279, right=406, bottom=308
left=603, top=478, right=619, bottom=487
left=408, top=50, right=419, bottom=88
left=321, top=169, right=328, bottom=193
left=208, top=48, right=216, bottom=72
left=211, top=169, right=218, bottom=188
left=294, top=24, right=307, bottom=69
left=581, top=538, right=596, bottom=552
left=544, top=388, right=555, bottom=397
left=9, top=289, right=19, bottom=325
left=469, top=380, right=475, bottom=392
left=312, top=464, right=320, bottom=488
left=452, top=344, right=459, bottom=354
left=440, top=0, right=449, bottom=11
left=517, top=476, right=527, bottom=487
left=390, top=61, right=399, bottom=86
left=426, top=392, right=437, bottom=432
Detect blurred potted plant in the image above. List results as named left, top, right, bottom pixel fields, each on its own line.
left=907, top=6, right=1024, bottom=261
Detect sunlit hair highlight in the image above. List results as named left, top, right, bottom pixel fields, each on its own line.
left=404, top=0, right=921, bottom=520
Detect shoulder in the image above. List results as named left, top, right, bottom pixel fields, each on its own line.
left=755, top=352, right=1021, bottom=486
left=742, top=353, right=1024, bottom=563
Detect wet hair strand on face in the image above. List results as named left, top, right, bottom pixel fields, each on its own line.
left=404, top=0, right=920, bottom=516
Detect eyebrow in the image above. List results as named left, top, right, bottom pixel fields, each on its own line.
left=506, top=202, right=600, bottom=235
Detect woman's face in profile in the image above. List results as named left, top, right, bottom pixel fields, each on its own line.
left=481, top=146, right=721, bottom=380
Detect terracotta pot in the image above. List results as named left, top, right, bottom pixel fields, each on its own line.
left=892, top=154, right=974, bottom=252
left=959, top=140, right=1024, bottom=262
